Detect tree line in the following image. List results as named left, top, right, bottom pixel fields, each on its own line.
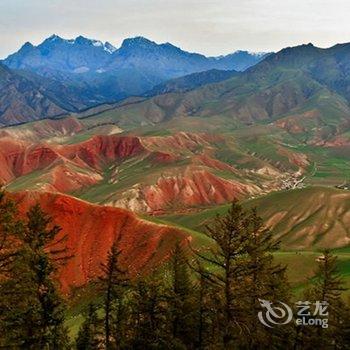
left=0, top=190, right=350, bottom=349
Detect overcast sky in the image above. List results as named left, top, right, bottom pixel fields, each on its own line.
left=1, top=0, right=350, bottom=58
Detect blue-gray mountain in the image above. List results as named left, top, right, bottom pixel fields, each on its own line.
left=0, top=63, right=68, bottom=125
left=0, top=35, right=268, bottom=125
left=4, top=35, right=267, bottom=76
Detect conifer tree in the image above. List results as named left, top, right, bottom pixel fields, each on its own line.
left=0, top=190, right=22, bottom=347
left=0, top=203, right=70, bottom=349
left=131, top=272, right=171, bottom=349
left=168, top=242, right=196, bottom=348
left=297, top=250, right=349, bottom=349
left=193, top=202, right=292, bottom=348
left=113, top=293, right=128, bottom=349
left=194, top=263, right=223, bottom=349
left=100, top=242, right=128, bottom=349
left=193, top=202, right=256, bottom=347
left=76, top=303, right=101, bottom=350
left=0, top=189, right=22, bottom=274
left=242, top=208, right=293, bottom=349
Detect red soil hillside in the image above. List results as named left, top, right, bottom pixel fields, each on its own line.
left=0, top=132, right=223, bottom=188
left=0, top=137, right=29, bottom=183
left=1, top=131, right=276, bottom=212
left=13, top=191, right=188, bottom=293
left=105, top=168, right=260, bottom=214
left=141, top=131, right=222, bottom=155
left=14, top=145, right=61, bottom=176
left=0, top=135, right=147, bottom=188
left=32, top=162, right=103, bottom=193
left=194, top=154, right=237, bottom=172
left=143, top=169, right=258, bottom=213
left=60, top=135, right=146, bottom=169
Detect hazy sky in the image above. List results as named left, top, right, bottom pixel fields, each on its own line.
left=1, top=0, right=350, bottom=58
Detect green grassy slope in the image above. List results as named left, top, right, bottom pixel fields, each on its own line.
left=157, top=187, right=350, bottom=298
left=161, top=187, right=350, bottom=250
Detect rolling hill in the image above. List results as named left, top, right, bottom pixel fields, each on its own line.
left=2, top=111, right=348, bottom=212
left=2, top=130, right=286, bottom=212
left=13, top=190, right=188, bottom=293
left=160, top=186, right=350, bottom=250
left=82, top=43, right=350, bottom=144
left=145, top=69, right=238, bottom=96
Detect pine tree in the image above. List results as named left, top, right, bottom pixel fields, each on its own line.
left=193, top=202, right=256, bottom=347
left=297, top=250, right=349, bottom=349
left=242, top=208, right=293, bottom=349
left=111, top=283, right=136, bottom=350
left=0, top=189, right=22, bottom=274
left=194, top=263, right=223, bottom=349
left=76, top=303, right=101, bottom=350
left=0, top=190, right=23, bottom=347
left=168, top=242, right=196, bottom=348
left=193, top=202, right=292, bottom=348
left=0, top=203, right=70, bottom=349
left=99, top=242, right=128, bottom=349
left=130, top=272, right=171, bottom=349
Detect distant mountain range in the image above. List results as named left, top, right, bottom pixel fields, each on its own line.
left=4, top=35, right=267, bottom=76
left=99, top=42, right=350, bottom=143
left=4, top=35, right=350, bottom=143
left=0, top=35, right=269, bottom=125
